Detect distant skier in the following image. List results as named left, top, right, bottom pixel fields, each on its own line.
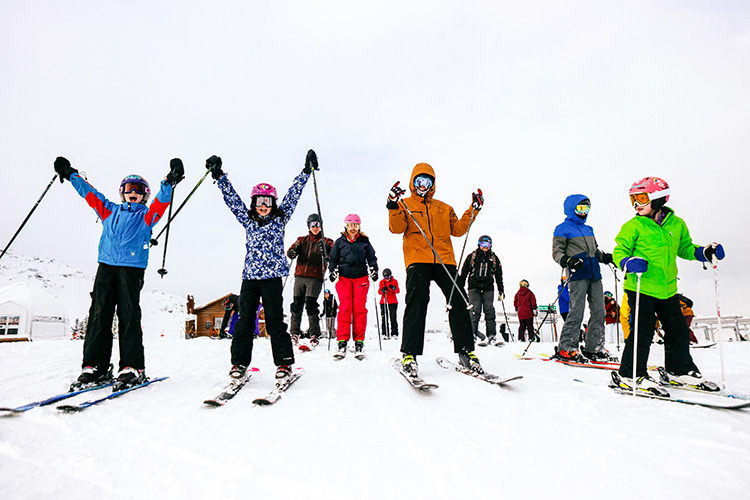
left=287, top=213, right=334, bottom=347
left=378, top=268, right=400, bottom=339
left=219, top=294, right=239, bottom=339
left=612, top=176, right=724, bottom=394
left=321, top=289, right=338, bottom=339
left=328, top=214, right=378, bottom=359
left=459, top=235, right=504, bottom=344
left=513, top=280, right=537, bottom=342
left=205, top=150, right=317, bottom=384
left=387, top=162, right=484, bottom=376
left=54, top=156, right=182, bottom=390
left=604, top=291, right=619, bottom=344
left=551, top=194, right=615, bottom=362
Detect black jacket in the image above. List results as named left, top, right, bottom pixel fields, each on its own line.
left=328, top=232, right=377, bottom=279
left=459, top=248, right=504, bottom=294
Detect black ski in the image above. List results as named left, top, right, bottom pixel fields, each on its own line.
left=391, top=358, right=438, bottom=391
left=204, top=367, right=260, bottom=407
left=0, top=381, right=114, bottom=414
left=252, top=368, right=304, bottom=406
left=57, top=377, right=168, bottom=412
left=436, top=356, right=522, bottom=385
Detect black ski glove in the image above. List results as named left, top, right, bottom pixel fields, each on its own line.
left=369, top=267, right=379, bottom=282
left=563, top=256, right=584, bottom=271
left=206, top=155, right=224, bottom=180
left=329, top=269, right=339, bottom=283
left=287, top=245, right=300, bottom=259
left=303, top=149, right=319, bottom=174
left=472, top=189, right=484, bottom=211
left=54, top=156, right=78, bottom=183
left=600, top=252, right=613, bottom=265
left=387, top=181, right=405, bottom=210
left=166, top=158, right=185, bottom=186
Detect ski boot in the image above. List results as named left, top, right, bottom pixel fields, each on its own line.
left=402, top=354, right=418, bottom=377
left=582, top=349, right=618, bottom=362
left=310, top=335, right=320, bottom=348
left=553, top=347, right=588, bottom=363
left=354, top=340, right=365, bottom=360
left=229, top=365, right=248, bottom=379
left=333, top=341, right=347, bottom=360
left=458, top=350, right=484, bottom=374
left=670, top=370, right=720, bottom=392
left=275, top=365, right=292, bottom=387
left=70, top=364, right=114, bottom=391
left=113, top=367, right=147, bottom=391
left=611, top=371, right=669, bottom=397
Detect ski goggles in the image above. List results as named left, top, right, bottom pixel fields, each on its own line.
left=121, top=183, right=148, bottom=195
left=254, top=196, right=274, bottom=208
left=575, top=203, right=591, bottom=216
left=479, top=241, right=492, bottom=249
left=629, top=193, right=651, bottom=207
left=308, top=221, right=321, bottom=228
left=413, top=174, right=434, bottom=192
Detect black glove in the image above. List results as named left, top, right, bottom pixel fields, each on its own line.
left=380, top=287, right=388, bottom=294
left=472, top=189, right=484, bottom=211
left=54, top=156, right=78, bottom=183
left=388, top=284, right=396, bottom=291
left=304, top=149, right=319, bottom=174
left=206, top=155, right=224, bottom=180
left=369, top=267, right=379, bottom=282
left=329, top=268, right=339, bottom=282
left=600, top=252, right=613, bottom=265
left=287, top=245, right=299, bottom=259
left=564, top=256, right=584, bottom=271
left=387, top=181, right=405, bottom=209
left=166, top=158, right=185, bottom=186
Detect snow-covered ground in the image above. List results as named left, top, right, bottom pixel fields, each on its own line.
left=1, top=334, right=749, bottom=500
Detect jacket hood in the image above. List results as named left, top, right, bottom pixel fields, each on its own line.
left=563, top=194, right=590, bottom=224
left=410, top=163, right=436, bottom=200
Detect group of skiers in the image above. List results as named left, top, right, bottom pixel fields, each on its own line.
left=53, top=151, right=725, bottom=395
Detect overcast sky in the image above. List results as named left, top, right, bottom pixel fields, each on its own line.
left=1, top=1, right=749, bottom=327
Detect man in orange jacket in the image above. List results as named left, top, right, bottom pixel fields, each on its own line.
left=387, top=162, right=483, bottom=376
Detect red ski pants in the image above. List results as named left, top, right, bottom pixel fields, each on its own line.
left=336, top=276, right=370, bottom=342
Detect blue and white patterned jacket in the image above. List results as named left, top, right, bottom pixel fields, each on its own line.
left=217, top=171, right=309, bottom=280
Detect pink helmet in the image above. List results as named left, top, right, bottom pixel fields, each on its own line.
left=344, top=213, right=361, bottom=224
left=629, top=177, right=670, bottom=203
left=251, top=183, right=277, bottom=198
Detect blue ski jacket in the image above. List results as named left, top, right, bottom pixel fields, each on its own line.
left=552, top=194, right=604, bottom=281
left=70, top=173, right=172, bottom=268
left=217, top=170, right=309, bottom=280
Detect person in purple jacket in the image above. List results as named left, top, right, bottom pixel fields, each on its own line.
left=54, top=156, right=182, bottom=390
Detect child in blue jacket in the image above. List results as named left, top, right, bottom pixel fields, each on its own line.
left=54, top=156, right=182, bottom=389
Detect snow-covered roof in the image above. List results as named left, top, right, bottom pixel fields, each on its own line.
left=0, top=282, right=67, bottom=321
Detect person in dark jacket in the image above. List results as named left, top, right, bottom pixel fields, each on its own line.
left=321, top=289, right=338, bottom=339
left=552, top=194, right=615, bottom=362
left=287, top=213, right=334, bottom=346
left=54, top=156, right=181, bottom=390
left=219, top=294, right=240, bottom=339
left=328, top=214, right=378, bottom=358
left=459, top=235, right=504, bottom=343
left=378, top=268, right=400, bottom=339
left=514, top=279, right=537, bottom=342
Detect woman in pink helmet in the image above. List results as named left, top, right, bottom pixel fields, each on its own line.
left=205, top=150, right=319, bottom=385
left=612, top=176, right=725, bottom=396
left=327, top=213, right=378, bottom=359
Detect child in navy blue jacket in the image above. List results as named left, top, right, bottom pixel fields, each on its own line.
left=54, top=156, right=181, bottom=389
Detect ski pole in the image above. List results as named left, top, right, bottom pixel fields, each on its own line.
left=446, top=204, right=476, bottom=310
left=373, top=286, right=382, bottom=351
left=398, top=199, right=473, bottom=310
left=0, top=173, right=58, bottom=261
left=310, top=167, right=330, bottom=278
left=157, top=184, right=176, bottom=278
left=150, top=170, right=210, bottom=246
left=520, top=272, right=568, bottom=357
left=631, top=272, right=643, bottom=397
left=609, top=263, right=622, bottom=352
left=711, top=258, right=726, bottom=390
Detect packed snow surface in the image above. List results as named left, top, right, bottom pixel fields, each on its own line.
left=1, top=335, right=749, bottom=500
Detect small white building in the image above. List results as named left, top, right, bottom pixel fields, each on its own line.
left=0, top=282, right=68, bottom=342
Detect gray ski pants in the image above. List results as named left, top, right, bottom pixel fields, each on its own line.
left=558, top=278, right=605, bottom=353
left=469, top=289, right=496, bottom=337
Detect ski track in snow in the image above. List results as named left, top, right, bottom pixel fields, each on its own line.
left=1, top=336, right=750, bottom=500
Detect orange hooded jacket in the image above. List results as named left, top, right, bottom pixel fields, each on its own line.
left=388, top=163, right=478, bottom=268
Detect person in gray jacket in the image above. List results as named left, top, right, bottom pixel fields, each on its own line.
left=551, top=194, right=616, bottom=362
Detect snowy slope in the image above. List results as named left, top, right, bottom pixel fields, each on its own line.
left=1, top=334, right=749, bottom=500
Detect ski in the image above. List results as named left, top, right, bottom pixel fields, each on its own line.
left=391, top=358, right=438, bottom=391
left=436, top=357, right=522, bottom=386
left=57, top=377, right=168, bottom=412
left=203, top=367, right=260, bottom=407
left=0, top=381, right=114, bottom=414
left=649, top=366, right=746, bottom=398
left=252, top=368, right=304, bottom=406
left=553, top=358, right=619, bottom=370
left=690, top=342, right=717, bottom=349
left=478, top=340, right=506, bottom=348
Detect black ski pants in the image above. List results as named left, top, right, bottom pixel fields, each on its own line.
left=82, top=263, right=145, bottom=371
left=231, top=278, right=294, bottom=367
left=401, top=263, right=474, bottom=356
left=380, top=303, right=399, bottom=337
left=618, top=291, right=698, bottom=378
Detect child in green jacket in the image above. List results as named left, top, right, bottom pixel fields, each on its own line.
left=612, top=177, right=725, bottom=396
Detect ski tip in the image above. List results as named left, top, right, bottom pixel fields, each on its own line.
left=252, top=399, right=273, bottom=406
left=203, top=400, right=224, bottom=407
left=56, top=405, right=84, bottom=413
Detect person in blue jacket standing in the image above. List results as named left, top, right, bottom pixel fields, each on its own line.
left=551, top=194, right=615, bottom=362
left=205, top=150, right=317, bottom=384
left=54, top=156, right=182, bottom=389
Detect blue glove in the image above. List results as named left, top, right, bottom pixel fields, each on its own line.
left=620, top=257, right=648, bottom=274
left=695, top=243, right=725, bottom=263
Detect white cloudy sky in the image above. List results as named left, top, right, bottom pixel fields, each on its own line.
left=1, top=1, right=749, bottom=325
